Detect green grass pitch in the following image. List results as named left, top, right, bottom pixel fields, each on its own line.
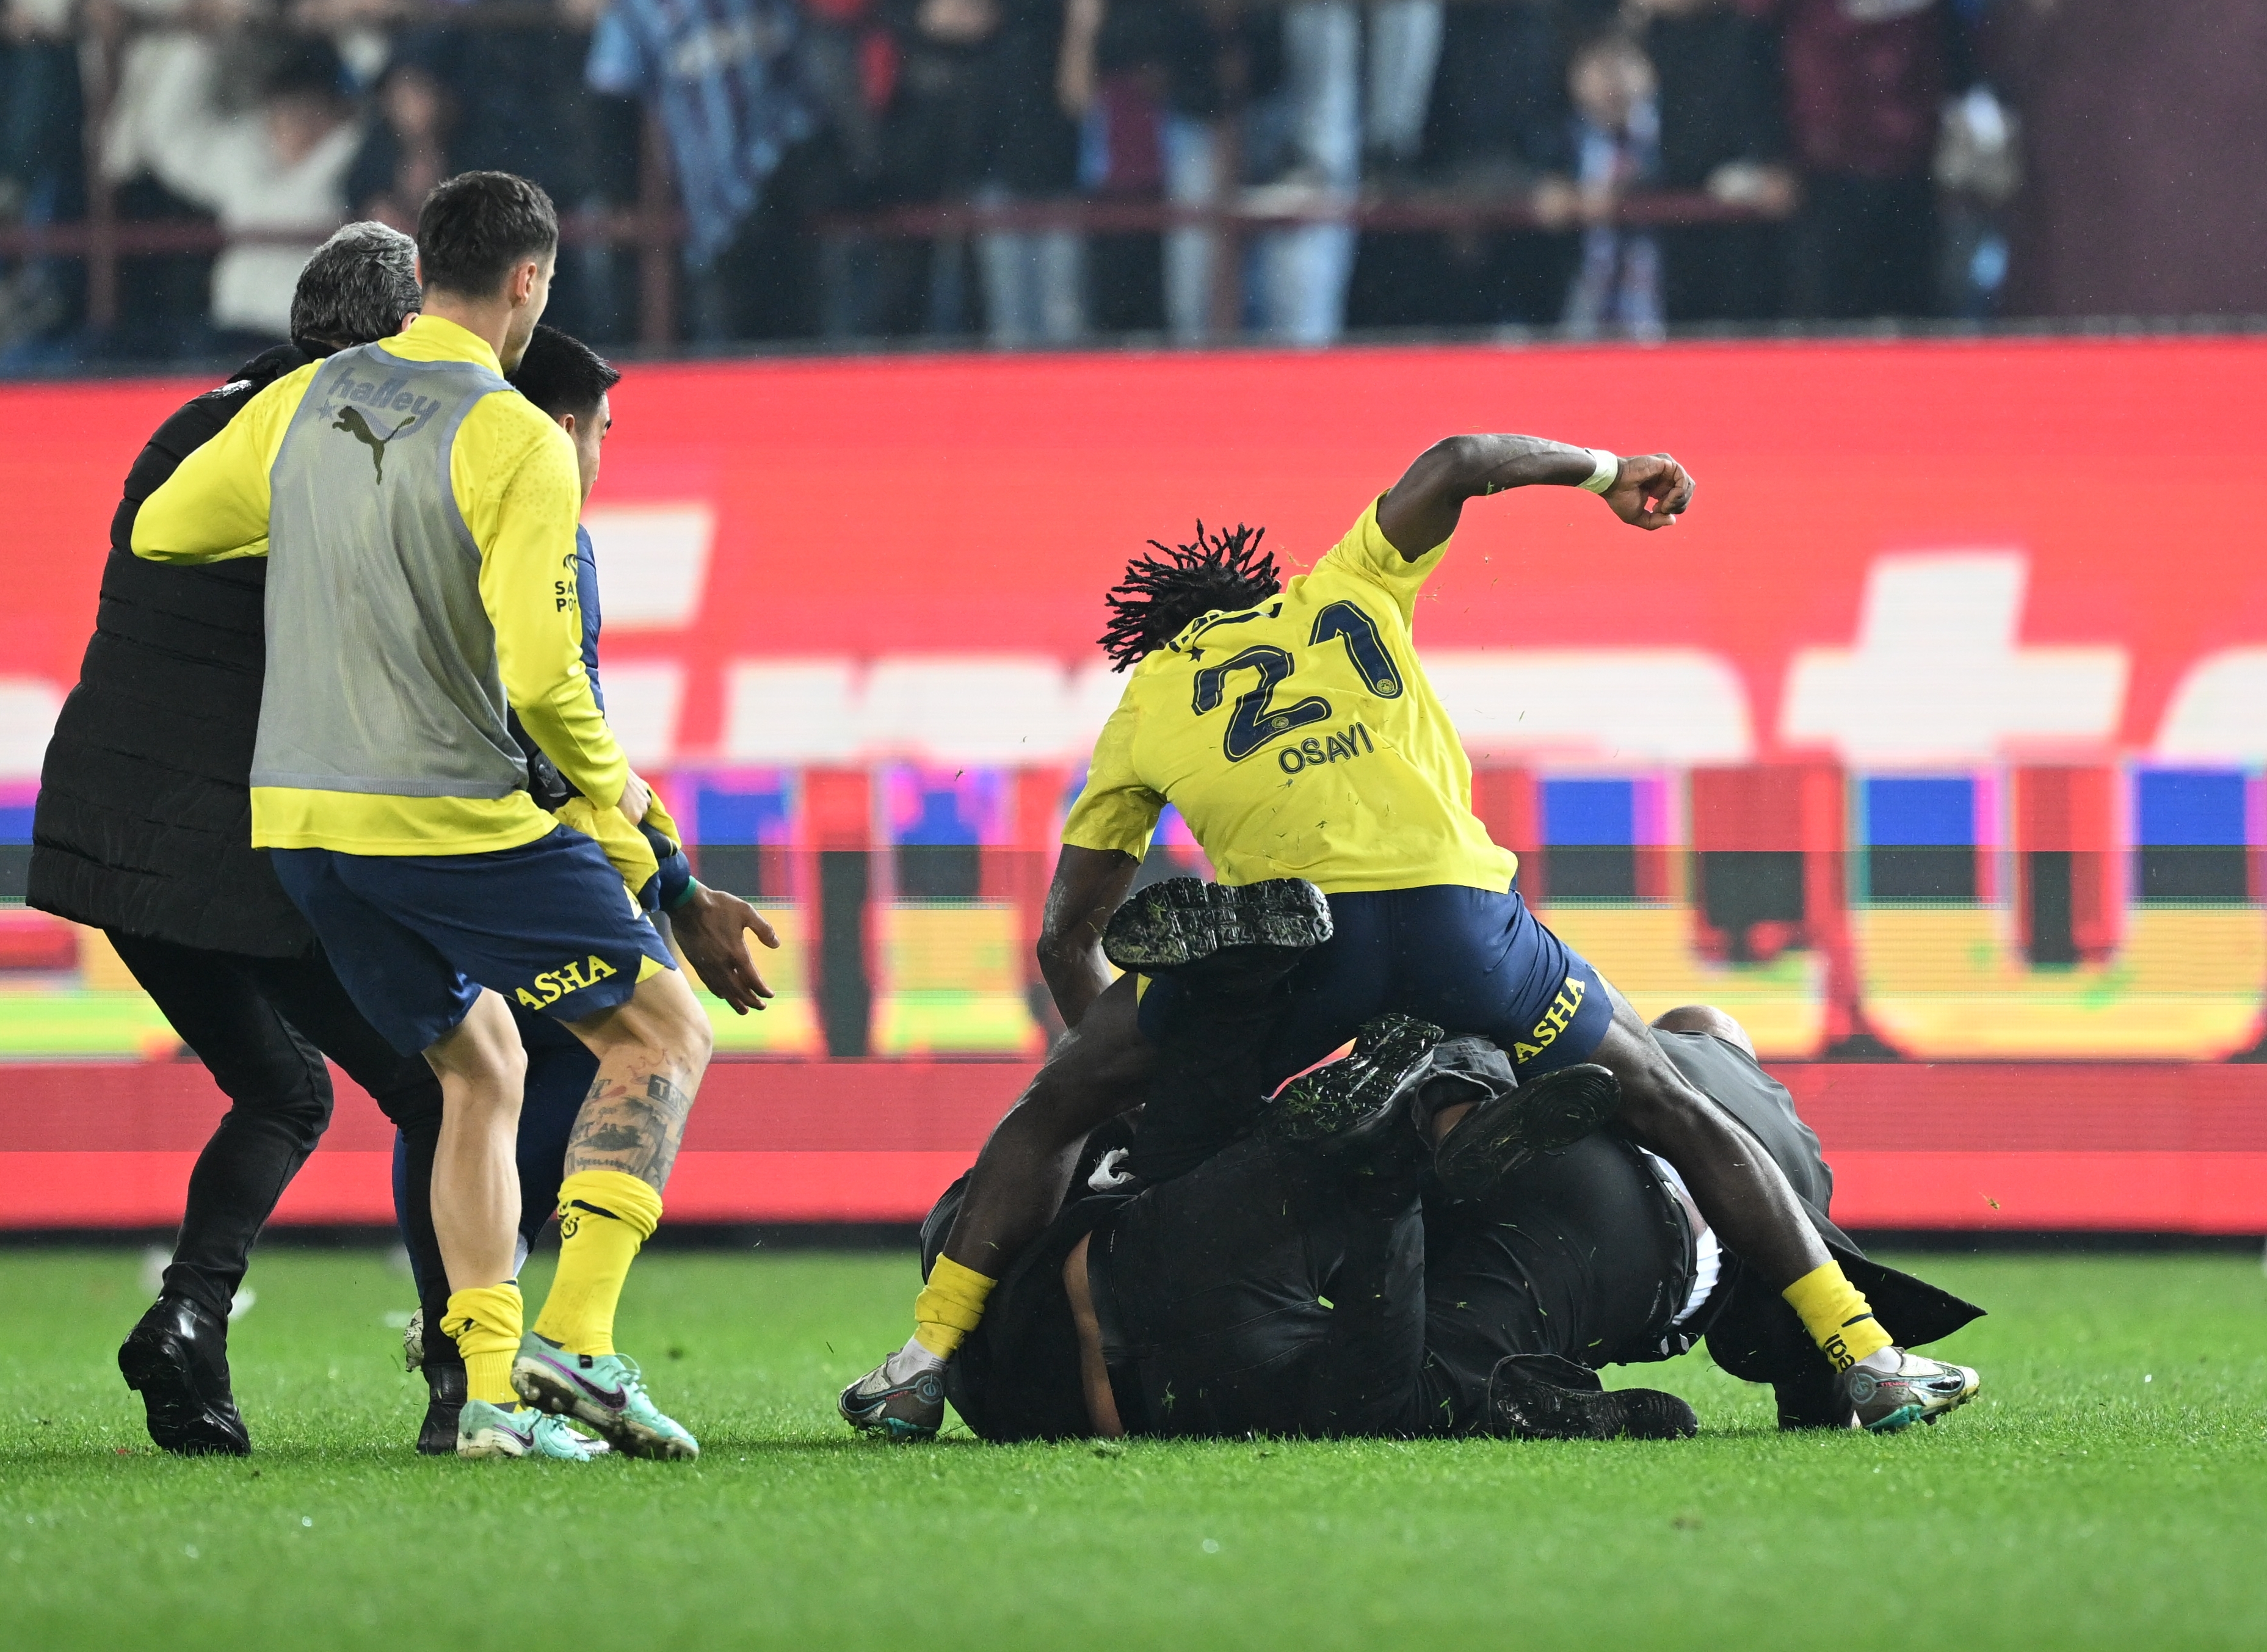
left=3, top=1246, right=2264, bottom=1650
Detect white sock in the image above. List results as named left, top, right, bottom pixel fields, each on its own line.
left=1854, top=1345, right=1903, bottom=1376
left=883, top=1335, right=948, bottom=1385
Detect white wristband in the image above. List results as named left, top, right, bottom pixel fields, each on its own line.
left=1578, top=448, right=1620, bottom=495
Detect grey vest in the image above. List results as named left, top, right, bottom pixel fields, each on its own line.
left=255, top=345, right=531, bottom=802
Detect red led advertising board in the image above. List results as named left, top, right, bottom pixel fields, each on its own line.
left=2, top=338, right=2265, bottom=1229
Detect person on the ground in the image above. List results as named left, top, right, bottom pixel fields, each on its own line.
left=393, top=322, right=777, bottom=1452
left=130, top=171, right=765, bottom=1463
left=929, top=1002, right=1982, bottom=1443
left=846, top=432, right=1973, bottom=1439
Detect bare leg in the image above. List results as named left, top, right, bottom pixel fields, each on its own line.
left=1590, top=981, right=1829, bottom=1288
left=562, top=966, right=715, bottom=1192
left=939, top=973, right=1158, bottom=1276
left=1064, top=1234, right=1123, bottom=1438
left=423, top=990, right=528, bottom=1291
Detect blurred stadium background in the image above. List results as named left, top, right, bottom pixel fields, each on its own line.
left=1, top=0, right=2263, bottom=1239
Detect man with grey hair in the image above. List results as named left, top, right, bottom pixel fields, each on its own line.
left=285, top=220, right=424, bottom=353
left=26, top=221, right=548, bottom=1458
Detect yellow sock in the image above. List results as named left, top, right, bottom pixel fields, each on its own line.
left=912, top=1255, right=998, bottom=1359
left=442, top=1282, right=523, bottom=1405
left=1783, top=1261, right=1894, bottom=1372
left=532, top=1170, right=662, bottom=1357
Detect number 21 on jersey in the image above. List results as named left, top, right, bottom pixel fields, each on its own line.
left=1189, top=601, right=1404, bottom=763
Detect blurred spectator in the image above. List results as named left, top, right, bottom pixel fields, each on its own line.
left=1746, top=0, right=1961, bottom=321
left=843, top=0, right=998, bottom=336
left=18, top=0, right=2256, bottom=357
left=1423, top=0, right=1561, bottom=191
left=1061, top=0, right=1228, bottom=338
left=1932, top=78, right=2016, bottom=318
left=1363, top=1, right=1440, bottom=178
left=970, top=0, right=1084, bottom=345
left=1242, top=2, right=1359, bottom=344
left=588, top=0, right=814, bottom=336
left=346, top=44, right=455, bottom=229
left=124, top=31, right=360, bottom=352
left=1633, top=0, right=1793, bottom=324
left=1556, top=29, right=1663, bottom=338
left=0, top=0, right=85, bottom=360
left=1245, top=0, right=1443, bottom=343
left=1348, top=0, right=1565, bottom=331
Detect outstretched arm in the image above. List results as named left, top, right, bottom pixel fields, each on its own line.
left=1037, top=846, right=1142, bottom=1029
left=1374, top=435, right=1697, bottom=559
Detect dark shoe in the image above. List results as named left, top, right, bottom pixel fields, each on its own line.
left=838, top=1358, right=946, bottom=1441
left=1268, top=1013, right=1445, bottom=1148
left=1841, top=1348, right=1981, bottom=1432
left=1432, top=1062, right=1622, bottom=1200
left=1102, top=876, right=1333, bottom=993
left=402, top=1305, right=469, bottom=1454
left=417, top=1360, right=467, bottom=1455
left=1487, top=1355, right=1696, bottom=1441
left=118, top=1295, right=251, bottom=1457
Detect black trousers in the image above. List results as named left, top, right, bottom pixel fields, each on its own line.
left=107, top=932, right=450, bottom=1342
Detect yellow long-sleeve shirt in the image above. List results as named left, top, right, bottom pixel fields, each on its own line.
left=132, top=314, right=628, bottom=856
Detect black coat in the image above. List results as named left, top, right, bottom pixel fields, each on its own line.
left=1656, top=1029, right=1987, bottom=1427
left=29, top=347, right=319, bottom=958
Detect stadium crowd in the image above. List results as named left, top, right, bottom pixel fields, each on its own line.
left=4, top=0, right=2255, bottom=368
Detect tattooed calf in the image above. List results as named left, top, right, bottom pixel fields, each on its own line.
left=565, top=1070, right=698, bottom=1187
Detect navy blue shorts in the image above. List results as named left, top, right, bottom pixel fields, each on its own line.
left=270, top=826, right=675, bottom=1055
left=1139, top=884, right=1613, bottom=1090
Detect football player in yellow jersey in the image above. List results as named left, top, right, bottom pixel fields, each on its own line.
left=844, top=432, right=1980, bottom=1439
left=135, top=175, right=747, bottom=1461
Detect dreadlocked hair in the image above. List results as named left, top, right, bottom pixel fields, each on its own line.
left=1098, top=521, right=1281, bottom=670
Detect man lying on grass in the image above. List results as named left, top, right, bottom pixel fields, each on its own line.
left=910, top=991, right=1983, bottom=1443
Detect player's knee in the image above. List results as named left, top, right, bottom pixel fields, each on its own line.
left=486, top=1036, right=529, bottom=1091
left=1650, top=1003, right=1756, bottom=1057
left=676, top=995, right=716, bottom=1066
left=426, top=993, right=525, bottom=1085
left=654, top=966, right=714, bottom=1060
left=1590, top=1022, right=1703, bottom=1136
left=612, top=968, right=714, bottom=1067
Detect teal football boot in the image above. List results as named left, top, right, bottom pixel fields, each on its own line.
left=455, top=1399, right=609, bottom=1461
left=512, top=1333, right=700, bottom=1460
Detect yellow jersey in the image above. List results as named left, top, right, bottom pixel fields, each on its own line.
left=1063, top=501, right=1517, bottom=895
left=132, top=315, right=625, bottom=856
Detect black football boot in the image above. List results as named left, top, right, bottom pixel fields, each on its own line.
left=1266, top=1012, right=1446, bottom=1150
left=1430, top=1062, right=1622, bottom=1200
left=417, top=1361, right=468, bottom=1455
left=118, top=1294, right=252, bottom=1456
left=401, top=1306, right=468, bottom=1455
left=1269, top=1021, right=1623, bottom=1200
left=1101, top=875, right=1333, bottom=996
left=1486, top=1355, right=1697, bottom=1441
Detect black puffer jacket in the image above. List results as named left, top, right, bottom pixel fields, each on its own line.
left=29, top=347, right=319, bottom=957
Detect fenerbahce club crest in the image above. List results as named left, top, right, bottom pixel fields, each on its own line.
left=322, top=369, right=444, bottom=484
left=517, top=955, right=619, bottom=1009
